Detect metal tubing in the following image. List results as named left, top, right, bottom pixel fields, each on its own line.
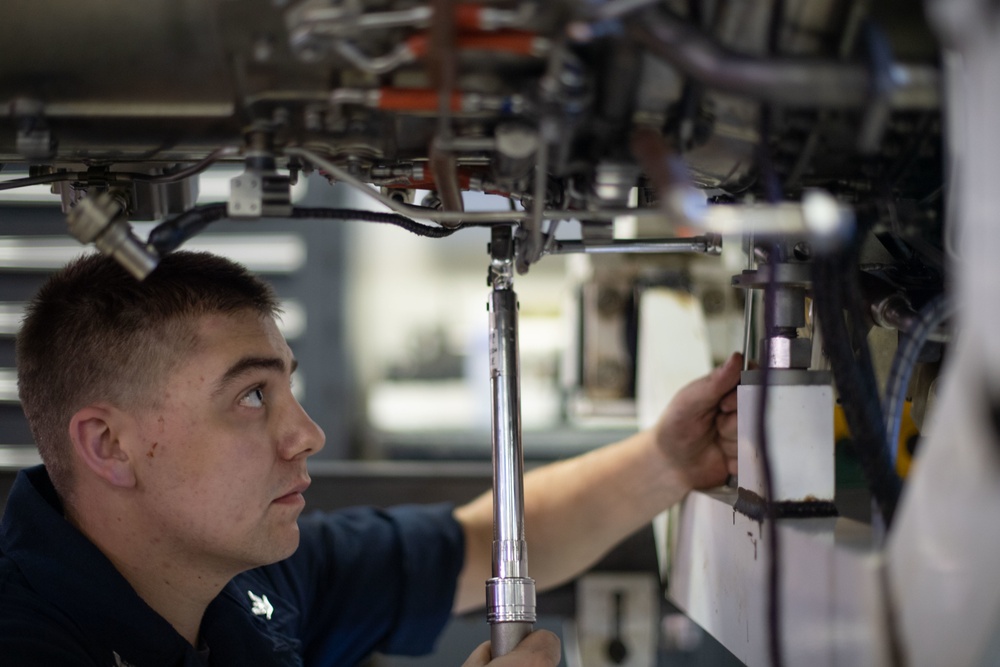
left=627, top=7, right=939, bottom=109
left=486, top=226, right=536, bottom=655
left=546, top=235, right=721, bottom=255
left=519, top=123, right=550, bottom=273
left=286, top=147, right=850, bottom=229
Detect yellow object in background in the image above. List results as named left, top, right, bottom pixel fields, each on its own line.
left=833, top=401, right=920, bottom=478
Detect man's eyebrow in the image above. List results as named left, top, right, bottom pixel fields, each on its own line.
left=212, top=356, right=299, bottom=396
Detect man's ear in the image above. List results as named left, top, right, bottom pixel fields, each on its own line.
left=68, top=405, right=137, bottom=489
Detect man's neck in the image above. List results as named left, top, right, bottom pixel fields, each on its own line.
left=66, top=500, right=231, bottom=647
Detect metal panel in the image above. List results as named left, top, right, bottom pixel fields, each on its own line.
left=667, top=489, right=890, bottom=666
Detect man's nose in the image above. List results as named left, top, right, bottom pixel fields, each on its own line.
left=279, top=399, right=326, bottom=460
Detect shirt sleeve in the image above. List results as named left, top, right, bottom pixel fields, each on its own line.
left=252, top=503, right=465, bottom=666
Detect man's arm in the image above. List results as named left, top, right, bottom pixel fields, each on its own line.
left=452, top=352, right=741, bottom=613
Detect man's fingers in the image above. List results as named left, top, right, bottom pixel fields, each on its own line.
left=516, top=629, right=562, bottom=664
left=719, top=388, right=738, bottom=414
left=461, top=630, right=562, bottom=667
left=670, top=352, right=743, bottom=418
left=717, top=410, right=738, bottom=450
left=461, top=641, right=493, bottom=667
left=709, top=353, right=743, bottom=398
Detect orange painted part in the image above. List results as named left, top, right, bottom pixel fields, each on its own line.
left=455, top=31, right=539, bottom=55
left=406, top=30, right=540, bottom=60
left=455, top=4, right=483, bottom=30
left=405, top=34, right=430, bottom=59
left=377, top=88, right=462, bottom=112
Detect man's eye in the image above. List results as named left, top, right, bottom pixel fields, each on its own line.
left=239, top=387, right=265, bottom=409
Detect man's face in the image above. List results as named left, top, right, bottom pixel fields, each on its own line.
left=126, top=309, right=325, bottom=573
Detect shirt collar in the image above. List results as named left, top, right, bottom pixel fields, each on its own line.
left=0, top=466, right=301, bottom=667
left=0, top=467, right=190, bottom=665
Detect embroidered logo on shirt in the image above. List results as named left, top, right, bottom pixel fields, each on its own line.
left=248, top=590, right=274, bottom=620
left=112, top=651, right=137, bottom=667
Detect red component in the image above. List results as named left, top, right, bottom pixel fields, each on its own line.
left=406, top=30, right=542, bottom=60
left=455, top=31, right=541, bottom=55
left=455, top=4, right=484, bottom=30
left=405, top=34, right=431, bottom=59
left=377, top=88, right=462, bottom=112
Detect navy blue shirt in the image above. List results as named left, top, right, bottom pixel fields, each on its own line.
left=0, top=466, right=465, bottom=666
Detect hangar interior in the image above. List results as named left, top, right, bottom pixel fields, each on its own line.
left=1, top=0, right=998, bottom=665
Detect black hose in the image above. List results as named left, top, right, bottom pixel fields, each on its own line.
left=758, top=86, right=784, bottom=666
left=883, top=294, right=951, bottom=463
left=289, top=207, right=459, bottom=238
left=147, top=205, right=461, bottom=255
left=758, top=251, right=784, bottom=667
left=147, top=204, right=229, bottom=255
left=812, top=252, right=903, bottom=526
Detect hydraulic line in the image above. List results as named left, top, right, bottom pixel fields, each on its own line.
left=812, top=253, right=903, bottom=525
left=147, top=204, right=459, bottom=255
left=883, top=294, right=951, bottom=466
left=626, top=6, right=939, bottom=109
left=147, top=203, right=228, bottom=254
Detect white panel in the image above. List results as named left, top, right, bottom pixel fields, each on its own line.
left=737, top=383, right=835, bottom=502
left=668, top=490, right=890, bottom=667
left=635, top=288, right=712, bottom=431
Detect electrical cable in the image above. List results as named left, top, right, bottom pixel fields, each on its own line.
left=758, top=245, right=784, bottom=667
left=288, top=207, right=461, bottom=237
left=812, top=248, right=903, bottom=526
left=883, top=293, right=951, bottom=465
left=756, top=9, right=785, bottom=651
left=146, top=204, right=462, bottom=255
left=0, top=146, right=240, bottom=192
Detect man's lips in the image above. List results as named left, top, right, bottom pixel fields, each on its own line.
left=273, top=478, right=310, bottom=504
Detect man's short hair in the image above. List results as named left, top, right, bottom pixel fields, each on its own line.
left=16, top=251, right=282, bottom=500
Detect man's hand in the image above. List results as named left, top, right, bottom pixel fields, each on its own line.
left=460, top=630, right=561, bottom=667
left=654, top=352, right=742, bottom=491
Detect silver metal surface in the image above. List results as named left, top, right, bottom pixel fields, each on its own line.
left=66, top=193, right=159, bottom=280
left=486, top=577, right=537, bottom=622
left=487, top=227, right=536, bottom=655
left=761, top=336, right=812, bottom=370
left=489, top=290, right=527, bottom=575
left=547, top=236, right=721, bottom=256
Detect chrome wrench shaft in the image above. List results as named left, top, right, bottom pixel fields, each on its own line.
left=486, top=226, right=536, bottom=656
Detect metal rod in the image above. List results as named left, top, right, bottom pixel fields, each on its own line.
left=486, top=226, right=536, bottom=656
left=286, top=148, right=853, bottom=235
left=546, top=235, right=721, bottom=255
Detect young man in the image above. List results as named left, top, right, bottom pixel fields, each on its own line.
left=0, top=251, right=740, bottom=666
